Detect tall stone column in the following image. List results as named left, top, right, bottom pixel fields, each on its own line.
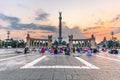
left=58, top=12, right=62, bottom=45
left=26, top=34, right=30, bottom=47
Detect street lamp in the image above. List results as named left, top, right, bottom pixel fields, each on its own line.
left=111, top=31, right=114, bottom=40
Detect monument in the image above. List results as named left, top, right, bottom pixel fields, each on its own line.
left=26, top=12, right=96, bottom=48
left=58, top=12, right=62, bottom=45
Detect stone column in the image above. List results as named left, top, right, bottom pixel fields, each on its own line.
left=48, top=40, right=52, bottom=47
left=44, top=41, right=46, bottom=47
left=38, top=41, right=40, bottom=47
left=34, top=40, right=36, bottom=47
left=81, top=41, right=83, bottom=47
left=29, top=40, right=31, bottom=47
left=88, top=40, right=91, bottom=48
left=42, top=41, right=43, bottom=47
left=90, top=34, right=96, bottom=48
left=69, top=40, right=73, bottom=47
left=35, top=40, right=37, bottom=47
left=83, top=41, right=85, bottom=47
left=33, top=40, right=34, bottom=47
left=26, top=34, right=30, bottom=47
left=75, top=41, right=76, bottom=48
left=78, top=41, right=80, bottom=47
left=31, top=40, right=33, bottom=47
left=40, top=41, right=42, bottom=47
left=58, top=12, right=62, bottom=45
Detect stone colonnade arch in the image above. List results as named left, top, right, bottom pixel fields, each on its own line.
left=26, top=34, right=52, bottom=48
left=69, top=34, right=96, bottom=48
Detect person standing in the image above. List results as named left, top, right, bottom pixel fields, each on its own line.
left=40, top=47, right=45, bottom=54
left=49, top=48, right=54, bottom=54
left=54, top=48, right=58, bottom=54
left=24, top=47, right=28, bottom=54
left=65, top=47, right=70, bottom=56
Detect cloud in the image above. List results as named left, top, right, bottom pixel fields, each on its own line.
left=41, top=31, right=54, bottom=33
left=52, top=24, right=86, bottom=42
left=113, top=27, right=120, bottom=34
left=83, top=26, right=101, bottom=32
left=34, top=22, right=86, bottom=42
left=111, top=14, right=120, bottom=22
left=0, top=13, right=57, bottom=32
left=62, top=23, right=86, bottom=42
left=0, top=24, right=11, bottom=30
left=94, top=19, right=104, bottom=25
left=11, top=23, right=57, bottom=32
left=0, top=13, right=20, bottom=24
left=27, top=31, right=36, bottom=34
left=35, top=11, right=49, bottom=21
left=39, top=25, right=57, bottom=32
left=0, top=13, right=87, bottom=42
left=17, top=4, right=30, bottom=10
left=40, top=35, right=48, bottom=39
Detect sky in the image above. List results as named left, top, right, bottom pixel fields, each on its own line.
left=0, top=0, right=120, bottom=43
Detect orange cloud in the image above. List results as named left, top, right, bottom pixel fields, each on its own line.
left=82, top=14, right=120, bottom=43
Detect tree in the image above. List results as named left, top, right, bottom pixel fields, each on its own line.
left=54, top=40, right=58, bottom=45
left=107, top=40, right=120, bottom=48
left=114, top=41, right=120, bottom=47
left=18, top=40, right=26, bottom=48
left=107, top=40, right=114, bottom=48
left=0, top=40, right=2, bottom=47
left=11, top=40, right=18, bottom=48
left=62, top=41, right=66, bottom=45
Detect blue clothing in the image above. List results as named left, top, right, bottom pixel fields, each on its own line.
left=65, top=49, right=70, bottom=55
left=87, top=50, right=92, bottom=56
left=54, top=49, right=58, bottom=54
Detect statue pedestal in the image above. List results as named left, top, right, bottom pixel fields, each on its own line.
left=58, top=44, right=63, bottom=48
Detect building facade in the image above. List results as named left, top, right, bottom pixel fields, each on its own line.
left=26, top=34, right=52, bottom=48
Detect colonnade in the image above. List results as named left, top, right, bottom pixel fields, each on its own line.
left=69, top=39, right=91, bottom=47
left=26, top=34, right=52, bottom=48
left=72, top=40, right=91, bottom=47
left=29, top=39, right=49, bottom=47
left=69, top=34, right=96, bottom=48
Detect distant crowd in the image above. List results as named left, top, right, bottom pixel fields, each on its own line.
left=24, top=47, right=120, bottom=56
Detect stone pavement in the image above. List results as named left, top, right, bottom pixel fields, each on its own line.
left=0, top=50, right=120, bottom=80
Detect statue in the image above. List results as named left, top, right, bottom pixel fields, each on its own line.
left=59, top=12, right=62, bottom=17
left=48, top=35, right=52, bottom=40
left=91, top=34, right=95, bottom=39
left=68, top=35, right=73, bottom=39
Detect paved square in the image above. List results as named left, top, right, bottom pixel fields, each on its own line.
left=1, top=51, right=120, bottom=80
left=21, top=55, right=99, bottom=69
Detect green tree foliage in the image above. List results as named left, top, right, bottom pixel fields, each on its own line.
left=18, top=40, right=26, bottom=48
left=62, top=41, right=66, bottom=45
left=53, top=40, right=58, bottom=45
left=1, top=39, right=26, bottom=48
left=107, top=40, right=113, bottom=48
left=107, top=40, right=120, bottom=48
left=11, top=40, right=18, bottom=48
left=0, top=41, right=3, bottom=47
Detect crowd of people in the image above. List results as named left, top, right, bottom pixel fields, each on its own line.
left=24, top=47, right=120, bottom=56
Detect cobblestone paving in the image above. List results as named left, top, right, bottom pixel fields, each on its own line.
left=0, top=51, right=120, bottom=80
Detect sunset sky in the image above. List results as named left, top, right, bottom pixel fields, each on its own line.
left=0, top=0, right=120, bottom=43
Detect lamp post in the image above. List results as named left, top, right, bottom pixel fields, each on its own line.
left=111, top=31, right=114, bottom=40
